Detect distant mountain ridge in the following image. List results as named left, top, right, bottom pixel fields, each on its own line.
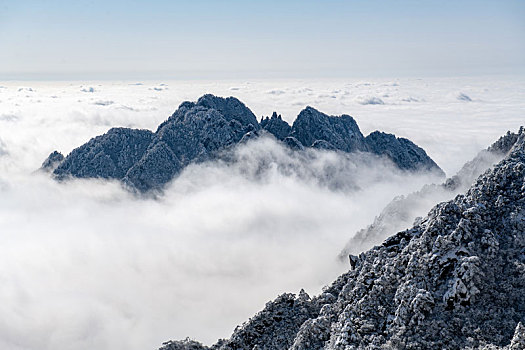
left=43, top=94, right=443, bottom=191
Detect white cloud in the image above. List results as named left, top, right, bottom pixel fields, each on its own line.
left=0, top=137, right=8, bottom=156
left=0, top=141, right=440, bottom=349
left=0, top=114, right=20, bottom=122
left=0, top=77, right=523, bottom=349
left=267, top=89, right=286, bottom=95
left=357, top=96, right=385, bottom=105
left=93, top=100, right=114, bottom=106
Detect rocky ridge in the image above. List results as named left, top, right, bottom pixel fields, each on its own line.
left=341, top=129, right=522, bottom=256
left=160, top=127, right=525, bottom=349
left=43, top=95, right=442, bottom=192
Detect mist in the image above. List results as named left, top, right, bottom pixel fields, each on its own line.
left=0, top=78, right=523, bottom=349
left=0, top=140, right=442, bottom=349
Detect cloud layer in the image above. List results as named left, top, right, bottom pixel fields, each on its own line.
left=0, top=77, right=523, bottom=349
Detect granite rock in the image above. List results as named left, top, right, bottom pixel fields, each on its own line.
left=47, top=95, right=443, bottom=192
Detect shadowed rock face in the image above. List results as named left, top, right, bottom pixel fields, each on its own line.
left=45, top=95, right=443, bottom=192
left=365, top=131, right=441, bottom=172
left=266, top=107, right=441, bottom=174
left=291, top=107, right=368, bottom=153
left=54, top=128, right=154, bottom=180
left=157, top=94, right=260, bottom=133
left=159, top=128, right=525, bottom=350
left=261, top=112, right=292, bottom=140
left=124, top=97, right=258, bottom=192
left=41, top=150, right=64, bottom=172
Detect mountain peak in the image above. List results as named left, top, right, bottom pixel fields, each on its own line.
left=194, top=94, right=260, bottom=130
left=45, top=96, right=443, bottom=192
left=292, top=107, right=367, bottom=153
left=41, top=150, right=64, bottom=172
left=365, top=130, right=443, bottom=174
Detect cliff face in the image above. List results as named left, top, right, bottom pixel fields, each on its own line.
left=53, top=128, right=154, bottom=181
left=43, top=95, right=443, bottom=192
left=364, top=131, right=441, bottom=172
left=260, top=112, right=291, bottom=141
left=290, top=107, right=368, bottom=154
left=264, top=107, right=441, bottom=173
left=161, top=128, right=525, bottom=349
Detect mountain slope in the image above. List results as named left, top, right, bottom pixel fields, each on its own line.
left=341, top=129, right=522, bottom=256
left=161, top=127, right=525, bottom=349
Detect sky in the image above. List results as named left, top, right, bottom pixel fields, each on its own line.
left=1, top=0, right=524, bottom=80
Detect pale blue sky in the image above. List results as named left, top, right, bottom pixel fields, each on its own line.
left=1, top=0, right=524, bottom=79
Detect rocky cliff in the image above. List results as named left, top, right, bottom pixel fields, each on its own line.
left=43, top=95, right=443, bottom=192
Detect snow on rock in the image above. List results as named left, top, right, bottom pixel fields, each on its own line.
left=365, top=131, right=442, bottom=173
left=46, top=95, right=442, bottom=192
left=161, top=127, right=525, bottom=349
left=509, top=322, right=525, bottom=350
left=290, top=106, right=368, bottom=153
left=40, top=150, right=65, bottom=172
left=260, top=112, right=292, bottom=140
left=341, top=129, right=522, bottom=256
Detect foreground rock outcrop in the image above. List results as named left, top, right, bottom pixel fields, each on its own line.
left=43, top=95, right=442, bottom=192
left=161, top=128, right=525, bottom=349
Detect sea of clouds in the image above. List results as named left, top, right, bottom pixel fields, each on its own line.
left=0, top=77, right=523, bottom=349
